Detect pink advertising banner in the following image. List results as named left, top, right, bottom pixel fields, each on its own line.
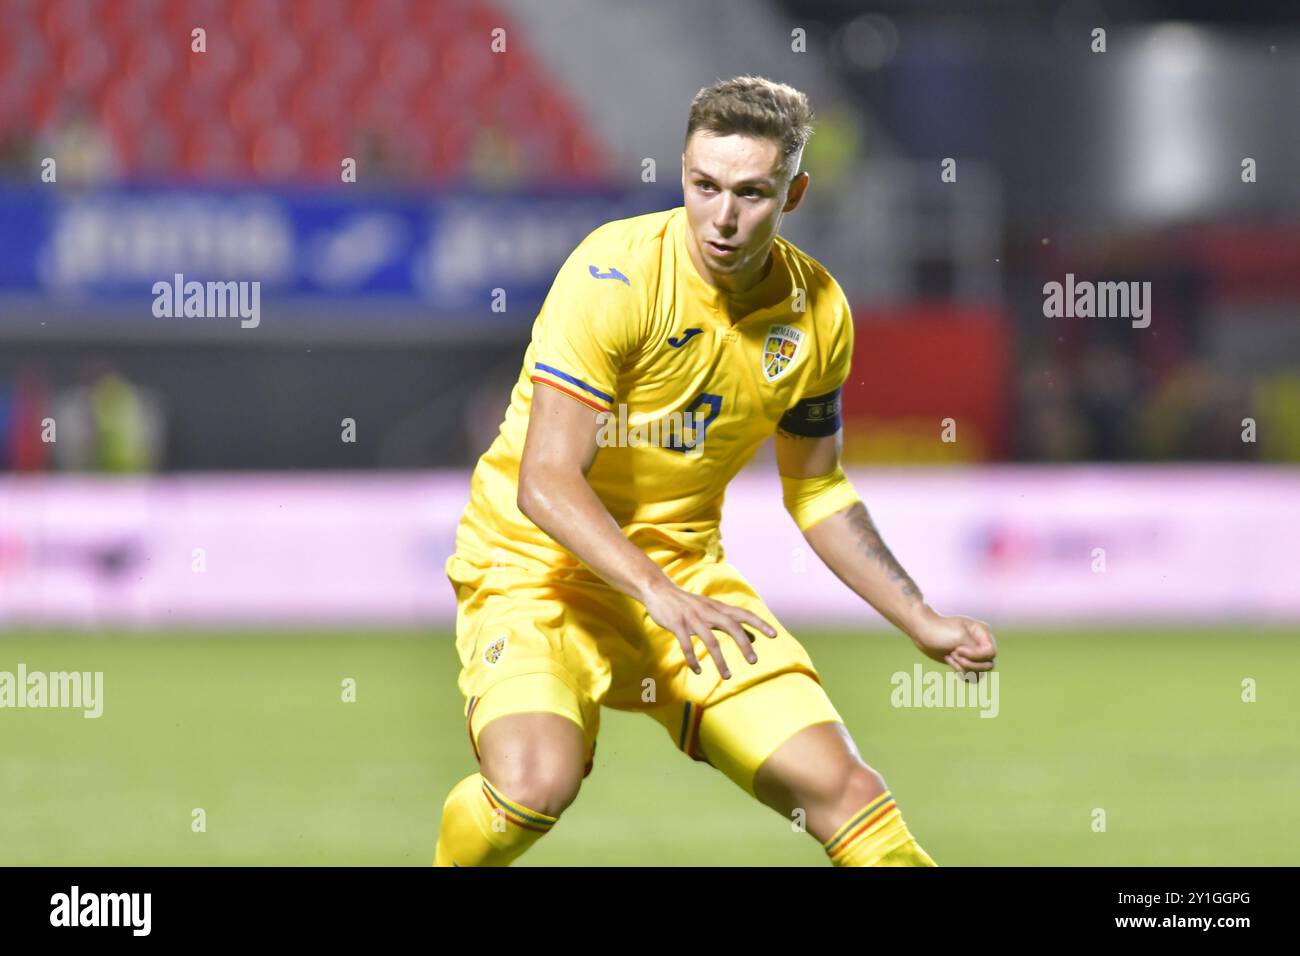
left=0, top=467, right=1296, bottom=628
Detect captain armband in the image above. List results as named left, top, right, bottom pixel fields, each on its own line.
left=780, top=465, right=862, bottom=533
left=777, top=389, right=842, bottom=438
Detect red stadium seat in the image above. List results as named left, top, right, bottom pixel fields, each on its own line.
left=350, top=0, right=412, bottom=37
left=251, top=124, right=304, bottom=177
left=183, top=28, right=243, bottom=94
left=226, top=77, right=280, bottom=137
left=58, top=34, right=113, bottom=97
left=101, top=0, right=169, bottom=38
left=251, top=34, right=306, bottom=89
left=100, top=79, right=150, bottom=132
left=377, top=35, right=433, bottom=92
left=182, top=122, right=242, bottom=178
left=286, top=0, right=349, bottom=39
left=298, top=123, right=348, bottom=179
left=41, top=0, right=96, bottom=45
left=121, top=33, right=176, bottom=89
left=230, top=0, right=282, bottom=38
left=307, top=33, right=368, bottom=86
left=4, top=0, right=609, bottom=183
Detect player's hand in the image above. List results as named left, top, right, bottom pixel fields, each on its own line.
left=908, top=610, right=997, bottom=678
left=640, top=579, right=777, bottom=680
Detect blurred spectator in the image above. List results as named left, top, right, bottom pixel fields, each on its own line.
left=1140, top=360, right=1255, bottom=461
left=467, top=125, right=527, bottom=188
left=1075, top=342, right=1144, bottom=461
left=1016, top=358, right=1088, bottom=461
left=0, top=132, right=36, bottom=179
left=35, top=102, right=118, bottom=186
left=47, top=366, right=166, bottom=472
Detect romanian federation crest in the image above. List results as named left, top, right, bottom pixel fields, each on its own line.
left=762, top=324, right=805, bottom=382
left=483, top=635, right=507, bottom=666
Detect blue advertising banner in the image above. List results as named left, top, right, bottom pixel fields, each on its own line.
left=0, top=186, right=674, bottom=327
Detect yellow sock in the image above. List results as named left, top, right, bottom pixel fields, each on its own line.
left=433, top=773, right=559, bottom=867
left=823, top=790, right=937, bottom=867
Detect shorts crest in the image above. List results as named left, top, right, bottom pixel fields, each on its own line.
left=483, top=635, right=507, bottom=665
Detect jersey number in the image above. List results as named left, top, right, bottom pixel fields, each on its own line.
left=666, top=393, right=722, bottom=453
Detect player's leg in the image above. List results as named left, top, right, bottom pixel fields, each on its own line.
left=698, top=672, right=937, bottom=866
left=434, top=671, right=598, bottom=867
left=477, top=711, right=586, bottom=816
left=439, top=558, right=609, bottom=866
left=651, top=555, right=935, bottom=866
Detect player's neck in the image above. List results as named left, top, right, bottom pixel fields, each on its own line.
left=742, top=251, right=775, bottom=291
left=715, top=257, right=784, bottom=327
left=695, top=249, right=773, bottom=298
left=722, top=250, right=772, bottom=296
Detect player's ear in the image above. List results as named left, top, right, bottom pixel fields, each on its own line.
left=783, top=171, right=810, bottom=213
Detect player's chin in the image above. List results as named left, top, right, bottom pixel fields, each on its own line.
left=708, top=251, right=747, bottom=271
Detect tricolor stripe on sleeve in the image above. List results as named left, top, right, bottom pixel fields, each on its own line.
left=530, top=363, right=614, bottom=413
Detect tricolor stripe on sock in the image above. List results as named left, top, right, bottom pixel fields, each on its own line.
left=824, top=791, right=897, bottom=859
left=480, top=779, right=558, bottom=833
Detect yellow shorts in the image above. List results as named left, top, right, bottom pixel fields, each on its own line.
left=446, top=546, right=843, bottom=795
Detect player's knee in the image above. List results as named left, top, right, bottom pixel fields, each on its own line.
left=485, top=760, right=582, bottom=818
left=797, top=757, right=887, bottom=817
left=477, top=712, right=587, bottom=818
left=778, top=755, right=886, bottom=820
left=838, top=763, right=888, bottom=813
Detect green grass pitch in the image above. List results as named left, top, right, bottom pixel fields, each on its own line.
left=1, top=627, right=1295, bottom=865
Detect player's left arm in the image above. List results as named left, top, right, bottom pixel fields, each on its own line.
left=775, top=419, right=997, bottom=676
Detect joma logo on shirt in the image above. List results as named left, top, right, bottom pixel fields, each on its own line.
left=588, top=265, right=630, bottom=285
left=667, top=328, right=704, bottom=348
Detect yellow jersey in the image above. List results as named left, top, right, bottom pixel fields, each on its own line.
left=452, top=205, right=854, bottom=575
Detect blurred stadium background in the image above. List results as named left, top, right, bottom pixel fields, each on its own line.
left=1, top=0, right=1297, bottom=865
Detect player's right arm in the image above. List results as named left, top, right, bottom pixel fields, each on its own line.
left=517, top=380, right=775, bottom=680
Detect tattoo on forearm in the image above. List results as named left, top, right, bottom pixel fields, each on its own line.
left=844, top=502, right=923, bottom=603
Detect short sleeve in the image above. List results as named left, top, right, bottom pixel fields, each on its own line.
left=777, top=288, right=854, bottom=436
left=807, top=290, right=854, bottom=397
left=528, top=251, right=642, bottom=413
